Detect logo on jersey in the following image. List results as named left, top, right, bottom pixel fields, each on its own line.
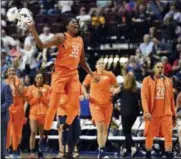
left=69, top=45, right=80, bottom=58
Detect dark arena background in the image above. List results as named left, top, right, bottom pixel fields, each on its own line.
left=1, top=0, right=181, bottom=158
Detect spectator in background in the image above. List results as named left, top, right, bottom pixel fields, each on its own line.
left=152, top=38, right=171, bottom=56
left=164, top=2, right=181, bottom=24
left=39, top=27, right=55, bottom=68
left=90, top=9, right=106, bottom=47
left=162, top=15, right=177, bottom=42
left=58, top=0, right=73, bottom=16
left=48, top=4, right=60, bottom=15
left=39, top=27, right=54, bottom=43
left=9, top=42, right=21, bottom=59
left=1, top=29, right=16, bottom=53
left=173, top=52, right=181, bottom=89
left=1, top=81, right=13, bottom=159
left=76, top=7, right=91, bottom=32
left=19, top=34, right=37, bottom=78
left=119, top=73, right=140, bottom=157
left=151, top=37, right=171, bottom=66
left=139, top=34, right=154, bottom=57
left=147, top=0, right=165, bottom=20
left=1, top=50, right=11, bottom=79
left=172, top=52, right=181, bottom=74
left=149, top=27, right=157, bottom=40
left=1, top=7, right=6, bottom=18
left=24, top=32, right=36, bottom=49
left=132, top=4, right=150, bottom=23
left=161, top=56, right=172, bottom=77
left=1, top=18, right=7, bottom=28
left=39, top=0, right=56, bottom=12
left=123, top=0, right=136, bottom=13
left=126, top=55, right=142, bottom=80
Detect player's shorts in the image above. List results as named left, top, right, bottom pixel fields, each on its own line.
left=90, top=103, right=113, bottom=126
left=29, top=114, right=46, bottom=125
left=51, top=67, right=80, bottom=94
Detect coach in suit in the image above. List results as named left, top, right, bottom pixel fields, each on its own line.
left=1, top=81, right=13, bottom=159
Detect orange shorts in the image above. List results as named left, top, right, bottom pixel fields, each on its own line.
left=90, top=103, right=113, bottom=126
left=145, top=115, right=173, bottom=142
left=51, top=67, right=80, bottom=94
left=29, top=114, right=46, bottom=125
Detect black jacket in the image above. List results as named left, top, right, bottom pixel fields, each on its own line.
left=119, top=88, right=140, bottom=116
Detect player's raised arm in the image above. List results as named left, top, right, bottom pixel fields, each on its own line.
left=27, top=20, right=64, bottom=49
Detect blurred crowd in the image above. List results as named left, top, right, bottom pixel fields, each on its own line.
left=1, top=0, right=181, bottom=94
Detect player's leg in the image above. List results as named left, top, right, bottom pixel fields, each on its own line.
left=68, top=115, right=80, bottom=158
left=29, top=118, right=38, bottom=157
left=145, top=117, right=161, bottom=159
left=63, top=75, right=80, bottom=128
left=56, top=115, right=69, bottom=158
left=44, top=92, right=62, bottom=131
left=103, top=105, right=113, bottom=148
left=161, top=116, right=173, bottom=159
left=90, top=104, right=107, bottom=159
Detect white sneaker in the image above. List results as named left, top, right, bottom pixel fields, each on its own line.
left=131, top=147, right=137, bottom=156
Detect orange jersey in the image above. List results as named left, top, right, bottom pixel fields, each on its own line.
left=55, top=32, right=83, bottom=71
left=27, top=84, right=50, bottom=116
left=5, top=76, right=25, bottom=106
left=141, top=76, right=176, bottom=117
left=152, top=79, right=165, bottom=117
left=83, top=71, right=117, bottom=105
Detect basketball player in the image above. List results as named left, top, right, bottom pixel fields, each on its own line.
left=82, top=58, right=120, bottom=159
left=26, top=17, right=98, bottom=152
left=176, top=92, right=181, bottom=154
left=5, top=66, right=26, bottom=158
left=141, top=62, right=176, bottom=159
left=27, top=72, right=50, bottom=158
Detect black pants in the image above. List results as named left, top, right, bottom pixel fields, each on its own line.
left=121, top=115, right=137, bottom=152
left=1, top=120, right=8, bottom=158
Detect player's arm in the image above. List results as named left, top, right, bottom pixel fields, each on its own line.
left=111, top=84, right=121, bottom=95
left=110, top=72, right=121, bottom=95
left=80, top=47, right=94, bottom=77
left=82, top=75, right=91, bottom=99
left=12, top=77, right=24, bottom=96
left=80, top=46, right=100, bottom=82
left=27, top=21, right=65, bottom=49
left=141, top=78, right=151, bottom=121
